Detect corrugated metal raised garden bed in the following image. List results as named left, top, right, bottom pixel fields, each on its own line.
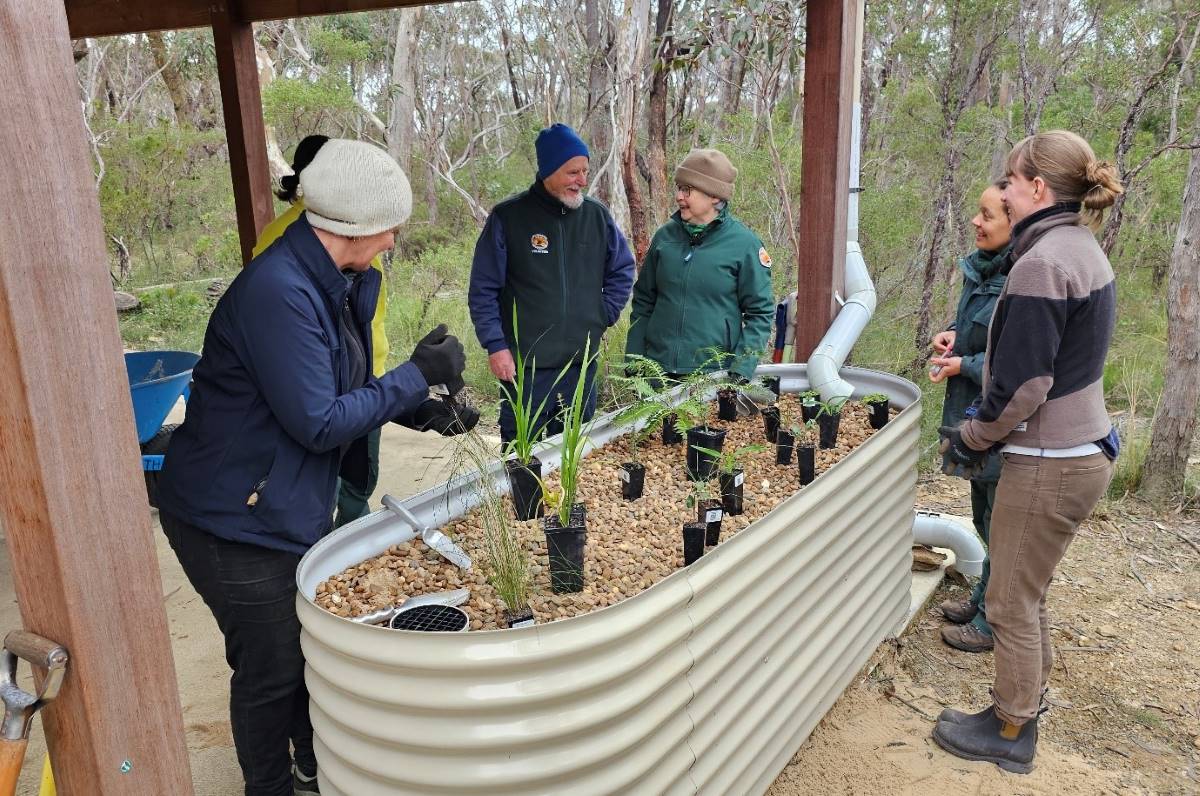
left=296, top=364, right=920, bottom=795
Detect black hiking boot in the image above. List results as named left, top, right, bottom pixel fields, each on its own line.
left=932, top=706, right=1038, bottom=774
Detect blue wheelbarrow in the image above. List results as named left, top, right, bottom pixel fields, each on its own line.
left=125, top=351, right=199, bottom=507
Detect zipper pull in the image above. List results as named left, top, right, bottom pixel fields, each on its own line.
left=684, top=248, right=693, bottom=263
left=246, top=477, right=268, bottom=507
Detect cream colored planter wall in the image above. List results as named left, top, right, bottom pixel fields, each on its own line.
left=296, top=365, right=920, bottom=795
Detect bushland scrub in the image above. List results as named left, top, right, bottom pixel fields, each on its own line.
left=103, top=2, right=1196, bottom=488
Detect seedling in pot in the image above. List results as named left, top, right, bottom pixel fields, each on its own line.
left=612, top=356, right=677, bottom=497
left=500, top=306, right=570, bottom=520
left=696, top=442, right=767, bottom=516
left=686, top=480, right=723, bottom=546
left=541, top=338, right=599, bottom=593
left=799, top=389, right=821, bottom=422
left=816, top=397, right=847, bottom=449
left=862, top=392, right=891, bottom=429
left=794, top=420, right=817, bottom=485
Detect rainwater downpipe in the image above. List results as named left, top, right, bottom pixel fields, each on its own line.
left=800, top=21, right=984, bottom=574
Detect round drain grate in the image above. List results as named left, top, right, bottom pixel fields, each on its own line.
left=389, top=604, right=470, bottom=632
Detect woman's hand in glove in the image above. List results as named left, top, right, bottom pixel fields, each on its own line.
left=409, top=324, right=466, bottom=387
left=409, top=398, right=480, bottom=436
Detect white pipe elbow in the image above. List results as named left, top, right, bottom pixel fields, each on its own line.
left=912, top=511, right=985, bottom=577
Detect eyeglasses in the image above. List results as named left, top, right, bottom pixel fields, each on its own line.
left=675, top=184, right=695, bottom=195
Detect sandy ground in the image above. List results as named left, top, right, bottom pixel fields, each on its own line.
left=3, top=427, right=1197, bottom=794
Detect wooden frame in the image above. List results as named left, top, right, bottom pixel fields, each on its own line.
left=794, top=0, right=857, bottom=361
left=0, top=1, right=193, bottom=792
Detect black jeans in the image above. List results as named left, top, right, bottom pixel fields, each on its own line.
left=160, top=512, right=315, bottom=796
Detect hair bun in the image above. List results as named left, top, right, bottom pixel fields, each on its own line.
left=1082, top=159, right=1122, bottom=212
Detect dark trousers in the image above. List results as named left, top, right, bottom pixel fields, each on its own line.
left=160, top=511, right=314, bottom=796
left=335, top=426, right=381, bottom=527
left=499, top=363, right=598, bottom=444
left=967, top=479, right=998, bottom=635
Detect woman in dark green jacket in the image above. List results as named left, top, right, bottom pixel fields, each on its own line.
left=930, top=180, right=1011, bottom=653
left=626, top=149, right=774, bottom=381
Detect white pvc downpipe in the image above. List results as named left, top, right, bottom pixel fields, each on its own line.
left=912, top=511, right=985, bottom=577
left=806, top=93, right=878, bottom=404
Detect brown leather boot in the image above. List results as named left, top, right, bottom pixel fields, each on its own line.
left=939, top=598, right=977, bottom=624
left=940, top=622, right=994, bottom=652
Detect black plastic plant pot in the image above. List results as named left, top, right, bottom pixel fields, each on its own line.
left=620, top=462, right=645, bottom=500
left=868, top=399, right=891, bottom=429
left=698, top=498, right=724, bottom=546
left=506, top=456, right=543, bottom=521
left=797, top=445, right=816, bottom=485
left=817, top=412, right=842, bottom=449
left=717, top=389, right=738, bottom=421
left=543, top=505, right=587, bottom=593
left=505, top=607, right=536, bottom=629
left=686, top=426, right=727, bottom=481
left=662, top=413, right=683, bottom=445
left=763, top=376, right=781, bottom=398
left=801, top=401, right=820, bottom=423
left=761, top=406, right=780, bottom=443
left=682, top=522, right=706, bottom=566
left=775, top=429, right=795, bottom=465
left=719, top=468, right=745, bottom=516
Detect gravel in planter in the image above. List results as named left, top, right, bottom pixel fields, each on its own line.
left=316, top=396, right=884, bottom=630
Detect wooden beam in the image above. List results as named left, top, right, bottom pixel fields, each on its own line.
left=0, top=2, right=193, bottom=793
left=65, top=0, right=450, bottom=39
left=211, top=4, right=274, bottom=264
left=794, top=0, right=857, bottom=361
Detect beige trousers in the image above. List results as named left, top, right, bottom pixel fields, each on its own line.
left=985, top=451, right=1114, bottom=725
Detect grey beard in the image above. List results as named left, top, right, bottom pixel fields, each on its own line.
left=558, top=191, right=585, bottom=209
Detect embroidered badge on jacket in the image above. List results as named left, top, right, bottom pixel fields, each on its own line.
left=758, top=247, right=772, bottom=267
left=531, top=233, right=550, bottom=254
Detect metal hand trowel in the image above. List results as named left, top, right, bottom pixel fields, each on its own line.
left=381, top=494, right=472, bottom=571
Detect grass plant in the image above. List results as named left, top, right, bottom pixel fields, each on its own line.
left=447, top=429, right=531, bottom=617
left=543, top=337, right=600, bottom=527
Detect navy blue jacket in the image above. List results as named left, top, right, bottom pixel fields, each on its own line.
left=156, top=217, right=428, bottom=554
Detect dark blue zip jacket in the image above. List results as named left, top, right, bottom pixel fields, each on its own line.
left=156, top=217, right=428, bottom=554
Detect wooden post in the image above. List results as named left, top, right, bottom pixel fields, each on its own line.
left=0, top=1, right=193, bottom=793
left=212, top=4, right=274, bottom=264
left=794, top=0, right=858, bottom=361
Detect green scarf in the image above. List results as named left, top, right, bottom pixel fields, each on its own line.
left=681, top=202, right=730, bottom=240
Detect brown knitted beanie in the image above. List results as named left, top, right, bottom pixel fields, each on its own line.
left=674, top=148, right=737, bottom=200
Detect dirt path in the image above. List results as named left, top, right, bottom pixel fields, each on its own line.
left=769, top=473, right=1200, bottom=796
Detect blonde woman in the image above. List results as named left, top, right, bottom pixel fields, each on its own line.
left=933, top=130, right=1122, bottom=773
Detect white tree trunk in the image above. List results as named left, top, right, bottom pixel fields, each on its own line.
left=388, top=7, right=424, bottom=174
left=1141, top=117, right=1200, bottom=500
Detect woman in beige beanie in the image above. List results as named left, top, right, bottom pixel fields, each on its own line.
left=626, top=148, right=775, bottom=381
left=155, top=138, right=474, bottom=795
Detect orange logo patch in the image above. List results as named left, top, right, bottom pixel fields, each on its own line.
left=531, top=234, right=549, bottom=252
left=758, top=247, right=772, bottom=267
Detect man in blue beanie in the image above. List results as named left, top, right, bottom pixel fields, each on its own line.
left=468, top=123, right=635, bottom=443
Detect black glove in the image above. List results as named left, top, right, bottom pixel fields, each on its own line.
left=410, top=398, right=480, bottom=436
left=409, top=324, right=465, bottom=387
left=938, top=425, right=986, bottom=478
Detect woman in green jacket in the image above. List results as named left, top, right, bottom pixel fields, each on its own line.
left=626, top=149, right=775, bottom=381
left=929, top=179, right=1011, bottom=653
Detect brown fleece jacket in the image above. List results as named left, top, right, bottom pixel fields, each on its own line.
left=961, top=211, right=1115, bottom=451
